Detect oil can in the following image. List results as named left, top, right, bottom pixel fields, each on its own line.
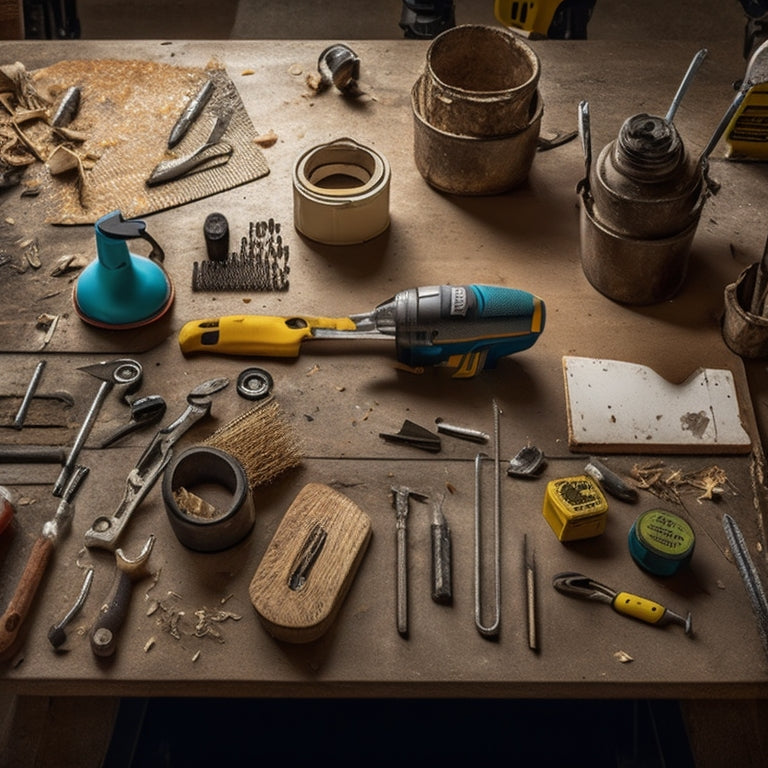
left=578, top=107, right=710, bottom=305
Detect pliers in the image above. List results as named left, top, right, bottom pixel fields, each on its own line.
left=553, top=572, right=693, bottom=636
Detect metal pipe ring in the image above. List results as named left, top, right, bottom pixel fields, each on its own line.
left=161, top=446, right=255, bottom=552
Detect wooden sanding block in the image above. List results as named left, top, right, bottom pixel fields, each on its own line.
left=563, top=356, right=752, bottom=454
left=249, top=483, right=372, bottom=643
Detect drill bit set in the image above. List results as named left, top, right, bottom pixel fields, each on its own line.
left=192, top=217, right=290, bottom=293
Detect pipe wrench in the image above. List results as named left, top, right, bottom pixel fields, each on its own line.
left=83, top=377, right=229, bottom=551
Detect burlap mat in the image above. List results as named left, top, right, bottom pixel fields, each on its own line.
left=23, top=58, right=269, bottom=224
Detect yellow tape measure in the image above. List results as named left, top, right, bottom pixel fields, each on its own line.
left=541, top=475, right=608, bottom=542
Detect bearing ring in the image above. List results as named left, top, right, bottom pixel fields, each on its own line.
left=292, top=137, right=391, bottom=245
left=237, top=367, right=274, bottom=400
left=162, top=446, right=255, bottom=552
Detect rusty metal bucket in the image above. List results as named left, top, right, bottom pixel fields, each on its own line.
left=411, top=75, right=542, bottom=195
left=421, top=24, right=540, bottom=137
left=579, top=195, right=701, bottom=305
left=722, top=263, right=768, bottom=358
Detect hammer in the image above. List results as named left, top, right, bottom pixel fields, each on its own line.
left=90, top=534, right=155, bottom=658
left=391, top=486, right=428, bottom=638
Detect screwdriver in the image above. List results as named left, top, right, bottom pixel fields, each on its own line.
left=178, top=284, right=545, bottom=378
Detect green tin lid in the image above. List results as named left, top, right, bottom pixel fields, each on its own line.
left=629, top=509, right=695, bottom=576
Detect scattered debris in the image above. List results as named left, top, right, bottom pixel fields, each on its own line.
left=614, top=650, right=634, bottom=663
left=36, top=312, right=59, bottom=346
left=147, top=589, right=242, bottom=645
left=254, top=129, right=277, bottom=148
left=630, top=462, right=731, bottom=503
left=50, top=253, right=88, bottom=276
left=173, top=487, right=218, bottom=520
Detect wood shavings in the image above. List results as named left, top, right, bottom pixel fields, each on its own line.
left=144, top=637, right=155, bottom=653
left=193, top=608, right=242, bottom=642
left=614, top=650, right=634, bottom=663
left=254, top=130, right=277, bottom=148
left=36, top=312, right=59, bottom=346
left=192, top=650, right=201, bottom=662
left=23, top=237, right=39, bottom=268
left=149, top=590, right=241, bottom=645
left=173, top=487, right=219, bottom=520
left=0, top=62, right=49, bottom=111
left=630, top=462, right=731, bottom=503
left=50, top=253, right=88, bottom=276
left=305, top=71, right=325, bottom=93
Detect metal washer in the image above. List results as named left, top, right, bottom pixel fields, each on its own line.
left=237, top=367, right=274, bottom=400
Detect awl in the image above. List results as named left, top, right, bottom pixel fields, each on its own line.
left=178, top=284, right=545, bottom=378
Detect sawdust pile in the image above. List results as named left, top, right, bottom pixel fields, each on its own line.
left=0, top=58, right=269, bottom=224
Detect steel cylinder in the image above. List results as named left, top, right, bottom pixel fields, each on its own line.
left=590, top=114, right=705, bottom=239
left=579, top=112, right=708, bottom=304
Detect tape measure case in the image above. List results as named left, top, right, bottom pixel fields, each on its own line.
left=542, top=475, right=608, bottom=542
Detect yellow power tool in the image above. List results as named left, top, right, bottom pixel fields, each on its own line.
left=178, top=284, right=545, bottom=378
left=494, top=0, right=595, bottom=39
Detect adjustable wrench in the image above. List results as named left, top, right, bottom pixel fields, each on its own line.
left=83, top=377, right=229, bottom=551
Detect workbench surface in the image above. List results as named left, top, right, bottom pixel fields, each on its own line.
left=1, top=38, right=768, bottom=700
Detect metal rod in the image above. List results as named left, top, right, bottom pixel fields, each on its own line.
left=12, top=360, right=46, bottom=430
left=665, top=48, right=708, bottom=123
left=524, top=534, right=538, bottom=652
left=52, top=378, right=110, bottom=497
left=474, top=400, right=502, bottom=638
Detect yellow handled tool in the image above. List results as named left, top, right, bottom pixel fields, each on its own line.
left=552, top=571, right=693, bottom=636
left=178, top=315, right=358, bottom=358
left=178, top=284, right=545, bottom=378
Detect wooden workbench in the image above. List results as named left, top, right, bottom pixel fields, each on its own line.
left=1, top=38, right=767, bottom=761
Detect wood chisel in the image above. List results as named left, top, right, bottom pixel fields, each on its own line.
left=178, top=284, right=545, bottom=378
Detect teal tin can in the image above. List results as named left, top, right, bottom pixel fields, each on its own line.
left=628, top=509, right=695, bottom=576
